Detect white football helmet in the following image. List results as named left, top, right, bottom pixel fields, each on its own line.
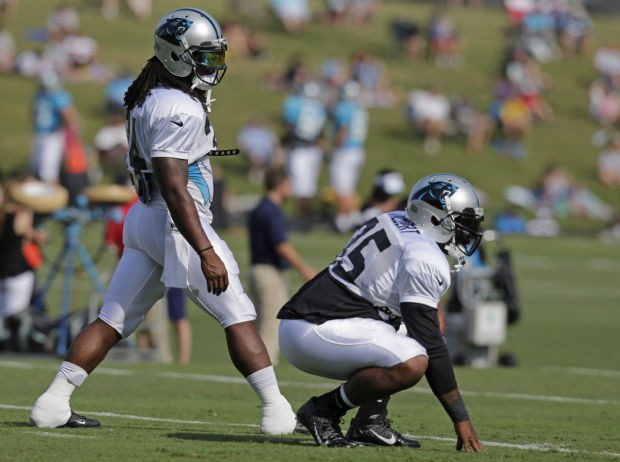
left=406, top=173, right=484, bottom=270
left=153, top=8, right=227, bottom=91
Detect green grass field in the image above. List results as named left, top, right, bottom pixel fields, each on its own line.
left=1, top=231, right=620, bottom=461
left=1, top=1, right=620, bottom=460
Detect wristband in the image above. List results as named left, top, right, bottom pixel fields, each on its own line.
left=197, top=245, right=214, bottom=255
left=443, top=396, right=470, bottom=423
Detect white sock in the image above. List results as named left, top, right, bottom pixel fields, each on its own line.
left=246, top=366, right=282, bottom=406
left=249, top=366, right=296, bottom=435
left=58, top=361, right=88, bottom=387
left=45, top=374, right=76, bottom=399
left=30, top=363, right=86, bottom=428
left=30, top=375, right=74, bottom=428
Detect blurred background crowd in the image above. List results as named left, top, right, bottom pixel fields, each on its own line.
left=1, top=0, right=619, bottom=359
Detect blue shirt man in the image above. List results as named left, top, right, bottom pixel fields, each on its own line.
left=249, top=197, right=291, bottom=270
left=247, top=167, right=316, bottom=365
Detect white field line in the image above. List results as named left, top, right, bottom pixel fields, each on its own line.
left=160, top=373, right=620, bottom=406
left=1, top=404, right=256, bottom=428
left=0, top=360, right=35, bottom=369
left=459, top=390, right=618, bottom=405
left=2, top=360, right=619, bottom=406
left=3, top=404, right=619, bottom=458
left=26, top=431, right=97, bottom=439
left=404, top=434, right=620, bottom=457
left=542, top=366, right=620, bottom=379
left=159, top=371, right=247, bottom=384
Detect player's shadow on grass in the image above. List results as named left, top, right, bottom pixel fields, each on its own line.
left=167, top=431, right=316, bottom=446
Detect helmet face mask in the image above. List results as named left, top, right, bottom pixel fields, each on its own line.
left=450, top=209, right=483, bottom=257
left=406, top=174, right=484, bottom=270
left=153, top=8, right=227, bottom=90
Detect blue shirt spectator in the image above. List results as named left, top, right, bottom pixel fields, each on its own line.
left=494, top=209, right=527, bottom=234
left=249, top=197, right=290, bottom=269
left=33, top=88, right=72, bottom=134
left=332, top=99, right=369, bottom=149
left=282, top=88, right=327, bottom=147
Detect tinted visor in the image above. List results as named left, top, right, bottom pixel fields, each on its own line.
left=191, top=49, right=226, bottom=70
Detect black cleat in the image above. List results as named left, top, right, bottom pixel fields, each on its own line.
left=296, top=398, right=355, bottom=448
left=346, top=415, right=420, bottom=447
left=294, top=418, right=310, bottom=435
left=60, top=411, right=101, bottom=428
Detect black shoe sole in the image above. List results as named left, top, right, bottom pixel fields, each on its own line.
left=348, top=439, right=421, bottom=448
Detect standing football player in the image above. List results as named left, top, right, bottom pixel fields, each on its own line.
left=329, top=81, right=369, bottom=233
left=282, top=80, right=328, bottom=228
left=30, top=7, right=297, bottom=435
left=278, top=173, right=486, bottom=450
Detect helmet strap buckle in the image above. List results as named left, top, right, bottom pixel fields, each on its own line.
left=206, top=89, right=215, bottom=112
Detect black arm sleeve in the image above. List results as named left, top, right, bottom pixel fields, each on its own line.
left=401, top=302, right=458, bottom=396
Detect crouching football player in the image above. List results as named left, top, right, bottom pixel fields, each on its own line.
left=278, top=173, right=486, bottom=450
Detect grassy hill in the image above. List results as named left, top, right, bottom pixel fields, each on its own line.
left=1, top=0, right=619, bottom=226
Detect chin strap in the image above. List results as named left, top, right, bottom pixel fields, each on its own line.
left=451, top=258, right=465, bottom=273
left=444, top=240, right=466, bottom=273
left=205, top=89, right=215, bottom=112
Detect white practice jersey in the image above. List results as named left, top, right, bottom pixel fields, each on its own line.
left=328, top=211, right=451, bottom=318
left=126, top=87, right=216, bottom=221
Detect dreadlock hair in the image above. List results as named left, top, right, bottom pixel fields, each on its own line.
left=124, top=56, right=206, bottom=111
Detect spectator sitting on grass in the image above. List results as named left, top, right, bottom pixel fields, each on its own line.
left=350, top=50, right=395, bottom=108
left=269, top=0, right=311, bottom=34
left=406, top=85, right=450, bottom=155
left=237, top=116, right=283, bottom=185
left=504, top=45, right=554, bottom=122
left=555, top=2, right=592, bottom=56
left=597, top=136, right=620, bottom=188
left=450, top=96, right=493, bottom=153
left=589, top=76, right=620, bottom=126
left=488, top=81, right=531, bottom=160
left=426, top=10, right=463, bottom=69
left=593, top=44, right=620, bottom=87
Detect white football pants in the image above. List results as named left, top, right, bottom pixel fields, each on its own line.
left=287, top=146, right=323, bottom=199
left=279, top=318, right=427, bottom=380
left=329, top=147, right=365, bottom=195
left=98, top=202, right=256, bottom=337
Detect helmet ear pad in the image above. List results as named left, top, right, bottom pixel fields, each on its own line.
left=406, top=199, right=453, bottom=244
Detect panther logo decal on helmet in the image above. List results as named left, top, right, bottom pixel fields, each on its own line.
left=156, top=17, right=193, bottom=46
left=411, top=181, right=458, bottom=210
